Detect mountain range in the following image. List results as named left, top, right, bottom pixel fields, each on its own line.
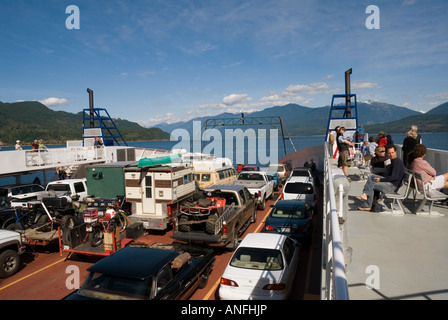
left=0, top=101, right=170, bottom=146
left=154, top=101, right=448, bottom=136
left=1, top=99, right=447, bottom=147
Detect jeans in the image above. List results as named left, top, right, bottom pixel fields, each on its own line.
left=362, top=174, right=397, bottom=207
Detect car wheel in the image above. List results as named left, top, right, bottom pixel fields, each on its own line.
left=225, top=226, right=239, bottom=251
left=250, top=207, right=257, bottom=223
left=258, top=198, right=265, bottom=211
left=0, top=250, right=20, bottom=278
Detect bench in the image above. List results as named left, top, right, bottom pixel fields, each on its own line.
left=383, top=169, right=414, bottom=215
left=411, top=171, right=448, bottom=216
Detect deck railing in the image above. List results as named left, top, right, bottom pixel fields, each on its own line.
left=322, top=142, right=349, bottom=300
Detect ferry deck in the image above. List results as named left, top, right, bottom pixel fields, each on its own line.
left=330, top=151, right=448, bottom=300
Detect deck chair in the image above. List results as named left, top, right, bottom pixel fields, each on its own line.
left=383, top=169, right=413, bottom=215
left=412, top=171, right=448, bottom=216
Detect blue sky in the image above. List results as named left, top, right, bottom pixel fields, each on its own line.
left=1, top=0, right=447, bottom=127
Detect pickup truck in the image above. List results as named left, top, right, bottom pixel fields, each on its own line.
left=44, top=178, right=88, bottom=201
left=0, top=229, right=25, bottom=278
left=171, top=184, right=257, bottom=250
left=234, top=171, right=275, bottom=210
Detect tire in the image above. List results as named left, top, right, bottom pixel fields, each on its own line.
left=258, top=197, right=266, bottom=211
left=178, top=215, right=191, bottom=232
left=60, top=215, right=75, bottom=230
left=6, top=223, right=20, bottom=231
left=250, top=207, right=257, bottom=223
left=205, top=213, right=218, bottom=235
left=90, top=228, right=103, bottom=247
left=0, top=250, right=20, bottom=278
left=225, top=226, right=239, bottom=250
left=36, top=215, right=51, bottom=232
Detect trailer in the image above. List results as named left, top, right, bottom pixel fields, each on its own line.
left=125, top=162, right=196, bottom=230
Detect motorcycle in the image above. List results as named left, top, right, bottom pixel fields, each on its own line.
left=83, top=205, right=130, bottom=247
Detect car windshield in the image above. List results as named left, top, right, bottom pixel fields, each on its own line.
left=271, top=206, right=306, bottom=219
left=77, top=272, right=153, bottom=300
left=230, top=247, right=284, bottom=271
left=284, top=182, right=313, bottom=194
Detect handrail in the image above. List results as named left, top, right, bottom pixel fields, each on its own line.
left=322, top=142, right=349, bottom=300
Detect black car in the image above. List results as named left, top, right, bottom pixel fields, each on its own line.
left=63, top=243, right=215, bottom=300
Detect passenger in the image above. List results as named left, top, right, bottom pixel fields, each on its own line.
left=94, top=136, right=104, bottom=148
left=402, top=129, right=419, bottom=166
left=237, top=164, right=243, bottom=172
left=377, top=131, right=388, bottom=146
left=411, top=125, right=422, bottom=144
left=335, top=126, right=342, bottom=167
left=356, top=125, right=365, bottom=143
left=410, top=144, right=448, bottom=192
left=357, top=145, right=405, bottom=211
left=15, top=140, right=22, bottom=150
left=386, top=134, right=394, bottom=145
left=38, top=139, right=47, bottom=150
left=370, top=146, right=388, bottom=176
left=31, top=139, right=38, bottom=152
left=328, top=130, right=335, bottom=156
left=365, top=136, right=378, bottom=162
left=337, top=127, right=354, bottom=177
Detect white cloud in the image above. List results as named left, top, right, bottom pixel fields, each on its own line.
left=136, top=112, right=184, bottom=127
left=351, top=81, right=383, bottom=90
left=222, top=94, right=252, bottom=105
left=423, top=92, right=448, bottom=100
left=39, top=97, right=70, bottom=107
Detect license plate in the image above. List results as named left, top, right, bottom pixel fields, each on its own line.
left=280, top=227, right=290, bottom=233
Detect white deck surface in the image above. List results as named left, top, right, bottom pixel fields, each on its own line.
left=340, top=162, right=448, bottom=300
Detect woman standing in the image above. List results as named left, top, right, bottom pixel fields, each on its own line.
left=402, top=129, right=418, bottom=167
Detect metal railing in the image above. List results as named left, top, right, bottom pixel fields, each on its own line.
left=322, top=142, right=349, bottom=300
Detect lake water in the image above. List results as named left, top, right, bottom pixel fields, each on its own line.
left=1, top=132, right=447, bottom=185
left=129, top=132, right=448, bottom=166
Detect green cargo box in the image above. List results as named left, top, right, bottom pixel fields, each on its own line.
left=86, top=161, right=137, bottom=198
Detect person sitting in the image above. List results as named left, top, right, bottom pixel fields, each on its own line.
left=370, top=146, right=389, bottom=176
left=410, top=144, right=448, bottom=192
left=357, top=145, right=405, bottom=211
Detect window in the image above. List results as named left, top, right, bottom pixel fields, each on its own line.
left=145, top=176, right=152, bottom=199
left=156, top=265, right=173, bottom=292
left=201, top=174, right=210, bottom=182
left=218, top=170, right=225, bottom=180
left=184, top=173, right=193, bottom=184
left=230, top=247, right=284, bottom=270
left=74, top=182, right=85, bottom=193
left=238, top=190, right=246, bottom=205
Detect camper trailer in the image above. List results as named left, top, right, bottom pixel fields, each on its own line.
left=124, top=163, right=195, bottom=230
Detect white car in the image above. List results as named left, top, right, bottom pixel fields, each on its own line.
left=219, top=233, right=300, bottom=300
left=281, top=180, right=317, bottom=208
